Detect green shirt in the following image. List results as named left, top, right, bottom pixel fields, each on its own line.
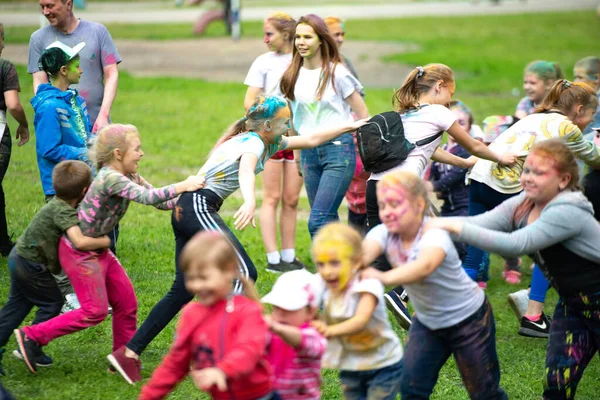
left=16, top=197, right=79, bottom=274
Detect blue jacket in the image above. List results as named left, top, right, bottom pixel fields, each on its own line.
left=31, top=84, right=92, bottom=195
left=429, top=143, right=470, bottom=214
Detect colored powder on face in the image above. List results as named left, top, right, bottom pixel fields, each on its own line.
left=313, top=239, right=355, bottom=291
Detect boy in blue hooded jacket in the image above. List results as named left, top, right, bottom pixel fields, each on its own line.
left=31, top=41, right=92, bottom=200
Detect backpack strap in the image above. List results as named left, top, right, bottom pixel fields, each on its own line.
left=415, top=130, right=444, bottom=147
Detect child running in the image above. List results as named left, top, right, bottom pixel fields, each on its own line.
left=361, top=170, right=507, bottom=400
left=261, top=269, right=327, bottom=400
left=110, top=96, right=365, bottom=384
left=428, top=140, right=600, bottom=400
left=14, top=124, right=205, bottom=374
left=139, top=231, right=275, bottom=400
left=0, top=161, right=110, bottom=375
left=311, top=223, right=403, bottom=400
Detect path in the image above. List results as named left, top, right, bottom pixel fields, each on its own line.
left=1, top=0, right=596, bottom=26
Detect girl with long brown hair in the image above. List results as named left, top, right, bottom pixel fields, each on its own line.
left=280, top=14, right=369, bottom=239
left=428, top=140, right=600, bottom=400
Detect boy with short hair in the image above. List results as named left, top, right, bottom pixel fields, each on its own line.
left=31, top=40, right=92, bottom=201
left=0, top=160, right=110, bottom=375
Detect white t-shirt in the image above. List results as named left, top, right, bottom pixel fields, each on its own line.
left=316, top=276, right=403, bottom=371
left=369, top=104, right=456, bottom=180
left=468, top=112, right=600, bottom=194
left=243, top=52, right=292, bottom=97
left=198, top=132, right=284, bottom=200
left=366, top=222, right=484, bottom=330
left=289, top=63, right=362, bottom=137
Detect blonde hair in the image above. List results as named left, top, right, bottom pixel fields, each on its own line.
left=393, top=63, right=455, bottom=111
left=180, top=231, right=260, bottom=302
left=265, top=11, right=296, bottom=43
left=90, top=124, right=140, bottom=171
left=312, top=222, right=363, bottom=264
left=323, top=16, right=343, bottom=26
left=378, top=170, right=429, bottom=216
left=536, top=80, right=599, bottom=115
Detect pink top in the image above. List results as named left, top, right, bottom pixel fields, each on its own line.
left=345, top=134, right=369, bottom=215
left=266, top=324, right=326, bottom=400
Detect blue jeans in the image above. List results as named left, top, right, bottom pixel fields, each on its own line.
left=464, top=181, right=518, bottom=281
left=301, top=133, right=356, bottom=238
left=401, top=299, right=507, bottom=400
left=340, top=359, right=403, bottom=400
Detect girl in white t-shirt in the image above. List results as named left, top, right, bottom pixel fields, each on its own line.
left=279, top=14, right=369, bottom=238
left=311, top=222, right=403, bottom=400
left=244, top=12, right=307, bottom=273
left=361, top=170, right=507, bottom=400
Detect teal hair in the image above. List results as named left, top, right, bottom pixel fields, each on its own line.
left=247, top=95, right=288, bottom=119
left=525, top=60, right=564, bottom=82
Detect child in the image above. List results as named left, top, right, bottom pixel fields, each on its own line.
left=110, top=96, right=365, bottom=384
left=428, top=140, right=600, bottom=399
left=261, top=269, right=327, bottom=400
left=515, top=60, right=563, bottom=119
left=361, top=170, right=507, bottom=400
left=427, top=100, right=472, bottom=261
left=0, top=160, right=110, bottom=375
left=468, top=80, right=600, bottom=337
left=365, top=63, right=516, bottom=326
left=311, top=223, right=403, bottom=400
left=14, top=124, right=204, bottom=374
left=139, top=231, right=275, bottom=400
left=573, top=56, right=600, bottom=137
left=31, top=41, right=92, bottom=200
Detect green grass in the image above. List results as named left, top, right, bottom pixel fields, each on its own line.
left=1, top=10, right=599, bottom=400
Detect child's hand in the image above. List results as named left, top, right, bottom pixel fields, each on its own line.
left=360, top=267, right=384, bottom=282
left=190, top=367, right=227, bottom=392
left=16, top=125, right=30, bottom=146
left=181, top=175, right=206, bottom=192
left=310, top=320, right=330, bottom=336
left=263, top=315, right=274, bottom=330
left=423, top=218, right=463, bottom=235
left=498, top=152, right=518, bottom=166
left=233, top=201, right=255, bottom=230
left=347, top=118, right=369, bottom=132
left=464, top=155, right=477, bottom=169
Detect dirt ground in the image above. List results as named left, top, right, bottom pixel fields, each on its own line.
left=4, top=37, right=416, bottom=88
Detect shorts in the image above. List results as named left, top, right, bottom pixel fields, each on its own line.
left=269, top=150, right=294, bottom=162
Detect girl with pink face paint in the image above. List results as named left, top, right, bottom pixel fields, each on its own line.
left=361, top=170, right=507, bottom=400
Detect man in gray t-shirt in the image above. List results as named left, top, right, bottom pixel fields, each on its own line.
left=29, top=0, right=121, bottom=133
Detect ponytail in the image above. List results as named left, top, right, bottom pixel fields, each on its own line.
left=392, top=63, right=455, bottom=111
left=536, top=79, right=598, bottom=114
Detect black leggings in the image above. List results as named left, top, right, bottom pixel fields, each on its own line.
left=0, top=130, right=12, bottom=247
left=127, top=189, right=257, bottom=355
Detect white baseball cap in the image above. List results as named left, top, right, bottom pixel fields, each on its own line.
left=45, top=41, right=86, bottom=60
left=262, top=269, right=320, bottom=311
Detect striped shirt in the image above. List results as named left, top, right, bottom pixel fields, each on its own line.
left=266, top=324, right=326, bottom=400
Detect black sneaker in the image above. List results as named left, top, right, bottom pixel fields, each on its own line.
left=518, top=313, right=551, bottom=338
left=12, top=349, right=53, bottom=367
left=384, top=291, right=412, bottom=331
left=0, top=348, right=5, bottom=376
left=287, top=258, right=308, bottom=270
left=266, top=260, right=302, bottom=273
left=13, top=329, right=42, bottom=374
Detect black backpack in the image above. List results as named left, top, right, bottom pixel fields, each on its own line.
left=357, top=111, right=444, bottom=174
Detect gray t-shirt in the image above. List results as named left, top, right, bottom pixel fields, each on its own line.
left=28, top=20, right=122, bottom=123
left=367, top=221, right=484, bottom=330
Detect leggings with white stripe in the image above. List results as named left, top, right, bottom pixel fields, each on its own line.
left=126, top=189, right=257, bottom=355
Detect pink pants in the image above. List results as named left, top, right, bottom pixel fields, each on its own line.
left=24, top=236, right=137, bottom=351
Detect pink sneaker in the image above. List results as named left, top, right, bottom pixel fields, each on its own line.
left=504, top=270, right=522, bottom=284
left=477, top=281, right=487, bottom=289
left=107, top=346, right=141, bottom=384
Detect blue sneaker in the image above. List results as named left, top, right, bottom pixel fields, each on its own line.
left=384, top=290, right=412, bottom=331
left=12, top=348, right=53, bottom=367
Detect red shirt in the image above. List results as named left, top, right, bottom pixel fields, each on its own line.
left=139, top=296, right=272, bottom=400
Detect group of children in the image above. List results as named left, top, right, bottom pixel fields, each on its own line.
left=0, top=11, right=599, bottom=400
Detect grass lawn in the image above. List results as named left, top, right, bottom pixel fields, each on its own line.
left=1, top=10, right=599, bottom=400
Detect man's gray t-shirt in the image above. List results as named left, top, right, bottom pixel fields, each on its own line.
left=367, top=221, right=484, bottom=330
left=28, top=20, right=121, bottom=123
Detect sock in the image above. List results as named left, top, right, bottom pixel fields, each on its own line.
left=267, top=251, right=281, bottom=264
left=524, top=313, right=542, bottom=321
left=280, top=249, right=295, bottom=263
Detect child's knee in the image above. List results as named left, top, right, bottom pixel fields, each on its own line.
left=83, top=304, right=110, bottom=324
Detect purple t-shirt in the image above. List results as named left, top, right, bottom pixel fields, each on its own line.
left=28, top=20, right=121, bottom=123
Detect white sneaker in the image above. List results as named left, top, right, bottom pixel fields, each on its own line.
left=60, top=293, right=81, bottom=314
left=507, top=289, right=529, bottom=321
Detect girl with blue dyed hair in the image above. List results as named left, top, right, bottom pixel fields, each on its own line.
left=109, top=95, right=366, bottom=384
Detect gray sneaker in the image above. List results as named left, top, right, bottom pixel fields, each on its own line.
left=507, top=289, right=529, bottom=321
left=266, top=260, right=303, bottom=273
left=60, top=293, right=81, bottom=314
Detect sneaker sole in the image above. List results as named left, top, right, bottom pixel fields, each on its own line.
left=507, top=294, right=526, bottom=321
left=13, top=329, right=37, bottom=374
left=12, top=350, right=53, bottom=367
left=107, top=354, right=135, bottom=385
left=518, top=327, right=549, bottom=339
left=383, top=294, right=412, bottom=331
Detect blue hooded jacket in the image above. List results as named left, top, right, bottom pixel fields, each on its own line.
left=31, top=83, right=92, bottom=195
